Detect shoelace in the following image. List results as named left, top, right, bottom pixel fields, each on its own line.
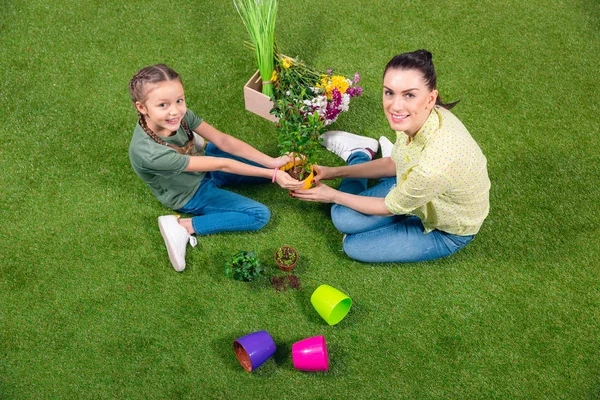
left=328, top=141, right=349, bottom=155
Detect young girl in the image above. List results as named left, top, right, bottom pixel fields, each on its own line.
left=292, top=50, right=490, bottom=263
left=128, top=64, right=303, bottom=272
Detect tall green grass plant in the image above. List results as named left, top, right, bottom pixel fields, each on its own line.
left=234, top=0, right=277, bottom=96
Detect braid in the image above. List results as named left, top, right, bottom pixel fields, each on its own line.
left=138, top=113, right=196, bottom=155
left=138, top=113, right=167, bottom=146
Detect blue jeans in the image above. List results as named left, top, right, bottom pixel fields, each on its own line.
left=176, top=144, right=271, bottom=235
left=331, top=152, right=474, bottom=263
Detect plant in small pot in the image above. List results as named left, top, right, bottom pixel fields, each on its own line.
left=274, top=245, right=298, bottom=272
left=271, top=54, right=364, bottom=187
left=224, top=250, right=264, bottom=282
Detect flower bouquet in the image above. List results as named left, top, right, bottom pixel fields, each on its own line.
left=270, top=54, right=363, bottom=181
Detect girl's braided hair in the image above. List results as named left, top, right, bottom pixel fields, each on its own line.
left=129, top=64, right=195, bottom=154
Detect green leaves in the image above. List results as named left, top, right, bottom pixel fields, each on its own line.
left=234, top=0, right=277, bottom=96
left=224, top=250, right=264, bottom=282
left=272, top=95, right=324, bottom=171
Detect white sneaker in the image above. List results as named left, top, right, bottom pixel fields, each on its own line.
left=379, top=136, right=394, bottom=158
left=158, top=215, right=197, bottom=272
left=193, top=133, right=206, bottom=151
left=320, top=131, right=379, bottom=162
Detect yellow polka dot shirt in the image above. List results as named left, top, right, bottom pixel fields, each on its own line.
left=384, top=106, right=490, bottom=236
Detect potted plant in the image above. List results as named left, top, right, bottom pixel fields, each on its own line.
left=270, top=55, right=364, bottom=186
left=224, top=250, right=264, bottom=282
left=274, top=245, right=298, bottom=272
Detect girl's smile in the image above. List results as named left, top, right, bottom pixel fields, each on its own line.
left=382, top=69, right=437, bottom=137
left=136, top=80, right=187, bottom=137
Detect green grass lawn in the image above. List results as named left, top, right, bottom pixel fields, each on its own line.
left=1, top=0, right=599, bottom=398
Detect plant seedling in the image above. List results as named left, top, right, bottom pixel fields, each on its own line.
left=224, top=250, right=264, bottom=282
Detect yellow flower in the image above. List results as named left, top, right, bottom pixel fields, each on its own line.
left=271, top=69, right=278, bottom=82
left=282, top=57, right=293, bottom=69
left=316, top=75, right=329, bottom=88
left=330, top=75, right=349, bottom=95
left=315, top=74, right=351, bottom=99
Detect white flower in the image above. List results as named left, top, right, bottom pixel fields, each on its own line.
left=340, top=93, right=350, bottom=112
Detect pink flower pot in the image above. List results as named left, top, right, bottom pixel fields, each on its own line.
left=292, top=335, right=329, bottom=372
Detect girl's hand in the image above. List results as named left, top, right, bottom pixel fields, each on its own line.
left=268, top=154, right=294, bottom=169
left=274, top=169, right=305, bottom=190
left=291, top=182, right=337, bottom=203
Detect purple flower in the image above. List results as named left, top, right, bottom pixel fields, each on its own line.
left=347, top=86, right=363, bottom=98
left=326, top=105, right=340, bottom=122
left=326, top=68, right=333, bottom=76
left=331, top=88, right=342, bottom=108
left=354, top=72, right=360, bottom=84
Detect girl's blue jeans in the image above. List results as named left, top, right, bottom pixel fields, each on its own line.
left=331, top=152, right=474, bottom=263
left=177, top=143, right=271, bottom=235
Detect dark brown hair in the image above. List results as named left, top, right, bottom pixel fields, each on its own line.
left=384, top=50, right=459, bottom=109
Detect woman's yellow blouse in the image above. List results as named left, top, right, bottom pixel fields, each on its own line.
left=384, top=106, right=490, bottom=236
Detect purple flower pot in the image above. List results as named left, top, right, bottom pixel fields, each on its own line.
left=233, top=330, right=276, bottom=372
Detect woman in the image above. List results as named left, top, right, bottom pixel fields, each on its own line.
left=292, top=50, right=490, bottom=263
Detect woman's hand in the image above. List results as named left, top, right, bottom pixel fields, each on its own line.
left=312, top=165, right=335, bottom=183
left=274, top=169, right=305, bottom=190
left=291, top=182, right=338, bottom=203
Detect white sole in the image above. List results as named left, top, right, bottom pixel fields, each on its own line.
left=158, top=217, right=185, bottom=272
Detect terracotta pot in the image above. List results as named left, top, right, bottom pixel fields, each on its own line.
left=233, top=330, right=276, bottom=372
left=279, top=160, right=314, bottom=190
left=274, top=245, right=298, bottom=272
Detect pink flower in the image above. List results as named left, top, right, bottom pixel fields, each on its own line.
left=354, top=72, right=360, bottom=84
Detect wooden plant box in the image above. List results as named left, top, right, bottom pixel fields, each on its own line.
left=243, top=70, right=278, bottom=123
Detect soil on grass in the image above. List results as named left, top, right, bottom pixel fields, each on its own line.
left=270, top=275, right=301, bottom=292
left=287, top=275, right=301, bottom=290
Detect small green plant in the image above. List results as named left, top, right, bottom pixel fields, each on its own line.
left=274, top=245, right=298, bottom=269
left=224, top=250, right=264, bottom=282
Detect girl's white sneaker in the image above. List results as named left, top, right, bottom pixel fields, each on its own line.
left=158, top=215, right=197, bottom=272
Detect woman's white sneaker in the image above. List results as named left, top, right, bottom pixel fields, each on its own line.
left=320, top=131, right=379, bottom=161
left=379, top=136, right=394, bottom=158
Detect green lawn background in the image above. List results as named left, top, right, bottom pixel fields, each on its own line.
left=1, top=0, right=599, bottom=398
